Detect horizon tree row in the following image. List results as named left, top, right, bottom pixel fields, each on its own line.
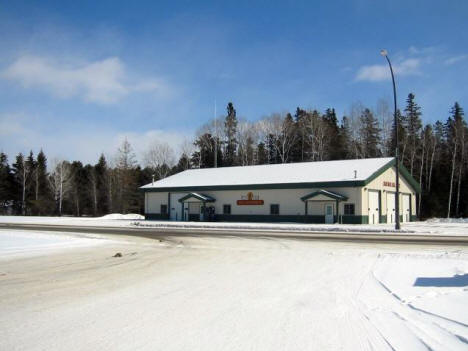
left=0, top=96, right=466, bottom=218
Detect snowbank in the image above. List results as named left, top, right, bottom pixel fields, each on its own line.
left=99, top=213, right=144, bottom=220
left=425, top=217, right=468, bottom=223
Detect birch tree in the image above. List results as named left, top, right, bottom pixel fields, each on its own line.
left=49, top=160, right=72, bottom=216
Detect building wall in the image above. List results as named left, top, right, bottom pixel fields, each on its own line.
left=361, top=166, right=417, bottom=219
left=145, top=187, right=363, bottom=222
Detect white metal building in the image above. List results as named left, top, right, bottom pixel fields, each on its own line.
left=140, top=157, right=420, bottom=224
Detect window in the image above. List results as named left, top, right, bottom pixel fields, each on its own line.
left=223, top=204, right=231, bottom=215
left=344, top=203, right=355, bottom=215
left=160, top=204, right=167, bottom=214
left=270, top=204, right=280, bottom=215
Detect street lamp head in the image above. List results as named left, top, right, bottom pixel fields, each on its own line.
left=380, top=49, right=388, bottom=57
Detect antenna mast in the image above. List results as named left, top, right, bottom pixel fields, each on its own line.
left=214, top=100, right=217, bottom=168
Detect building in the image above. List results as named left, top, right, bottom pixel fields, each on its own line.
left=140, top=157, right=420, bottom=224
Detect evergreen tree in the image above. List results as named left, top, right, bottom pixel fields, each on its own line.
left=0, top=153, right=15, bottom=214
left=31, top=150, right=52, bottom=215
left=403, top=93, right=423, bottom=174
left=323, top=108, right=342, bottom=160
left=256, top=142, right=268, bottom=165
left=12, top=153, right=30, bottom=215
left=95, top=154, right=109, bottom=215
left=192, top=133, right=222, bottom=168
left=224, top=102, right=238, bottom=166
left=388, top=109, right=406, bottom=160
left=359, top=108, right=381, bottom=158
left=339, top=116, right=353, bottom=159
left=292, top=107, right=308, bottom=162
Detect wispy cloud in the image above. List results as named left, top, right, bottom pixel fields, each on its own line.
left=355, top=58, right=421, bottom=82
left=444, top=54, right=468, bottom=66
left=1, top=56, right=169, bottom=104
left=0, top=112, right=192, bottom=164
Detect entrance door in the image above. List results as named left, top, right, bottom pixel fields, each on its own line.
left=402, top=194, right=410, bottom=223
left=368, top=190, right=380, bottom=224
left=325, top=204, right=334, bottom=224
left=386, top=192, right=395, bottom=224
left=169, top=193, right=187, bottom=221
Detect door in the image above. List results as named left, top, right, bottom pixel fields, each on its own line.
left=368, top=190, right=380, bottom=224
left=402, top=194, right=410, bottom=223
left=325, top=203, right=334, bottom=224
left=169, top=193, right=187, bottom=221
left=386, top=192, right=395, bottom=224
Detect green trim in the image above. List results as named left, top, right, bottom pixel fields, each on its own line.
left=178, top=193, right=215, bottom=203
left=301, top=189, right=348, bottom=201
left=341, top=215, right=368, bottom=224
left=380, top=215, right=387, bottom=223
left=304, top=215, right=326, bottom=224
left=410, top=215, right=418, bottom=222
left=140, top=180, right=364, bottom=193
left=214, top=214, right=307, bottom=223
left=145, top=213, right=169, bottom=220
left=146, top=213, right=370, bottom=224
left=189, top=214, right=200, bottom=221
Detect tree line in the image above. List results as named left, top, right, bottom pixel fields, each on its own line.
left=0, top=95, right=466, bottom=218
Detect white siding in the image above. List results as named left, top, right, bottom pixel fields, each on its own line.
left=145, top=187, right=362, bottom=217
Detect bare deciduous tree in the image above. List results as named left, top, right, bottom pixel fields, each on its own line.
left=144, top=140, right=176, bottom=179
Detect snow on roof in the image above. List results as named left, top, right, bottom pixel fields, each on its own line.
left=141, top=157, right=394, bottom=190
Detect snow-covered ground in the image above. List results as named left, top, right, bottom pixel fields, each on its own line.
left=1, top=215, right=468, bottom=236
left=0, top=230, right=467, bottom=350
left=0, top=229, right=111, bottom=259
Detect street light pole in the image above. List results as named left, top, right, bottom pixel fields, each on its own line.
left=380, top=49, right=401, bottom=230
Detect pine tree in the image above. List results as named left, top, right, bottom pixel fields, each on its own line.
left=359, top=108, right=381, bottom=158
left=388, top=109, right=406, bottom=160
left=339, top=116, right=353, bottom=159
left=403, top=93, right=423, bottom=175
left=323, top=108, right=342, bottom=160
left=30, top=150, right=52, bottom=215
left=0, top=153, right=15, bottom=214
left=192, top=133, right=222, bottom=168
left=95, top=154, right=109, bottom=215
left=224, top=102, right=238, bottom=166
left=12, top=153, right=30, bottom=215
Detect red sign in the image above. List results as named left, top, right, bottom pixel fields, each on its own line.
left=383, top=181, right=396, bottom=187
left=237, top=200, right=264, bottom=205
left=237, top=192, right=264, bottom=205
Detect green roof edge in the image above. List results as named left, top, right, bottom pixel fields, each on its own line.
left=300, top=190, right=348, bottom=202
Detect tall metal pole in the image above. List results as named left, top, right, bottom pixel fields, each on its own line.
left=214, top=100, right=218, bottom=168
left=381, top=50, right=400, bottom=230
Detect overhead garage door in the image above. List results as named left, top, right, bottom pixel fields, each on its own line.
left=368, top=190, right=380, bottom=224
left=386, top=192, right=396, bottom=224
left=402, top=194, right=411, bottom=223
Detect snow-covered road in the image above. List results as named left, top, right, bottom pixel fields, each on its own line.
left=1, top=215, right=468, bottom=236
left=0, top=230, right=467, bottom=350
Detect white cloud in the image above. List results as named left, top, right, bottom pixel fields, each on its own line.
left=444, top=54, right=468, bottom=66
left=1, top=55, right=169, bottom=104
left=355, top=58, right=421, bottom=82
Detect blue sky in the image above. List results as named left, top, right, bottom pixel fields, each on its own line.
left=1, top=0, right=467, bottom=164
